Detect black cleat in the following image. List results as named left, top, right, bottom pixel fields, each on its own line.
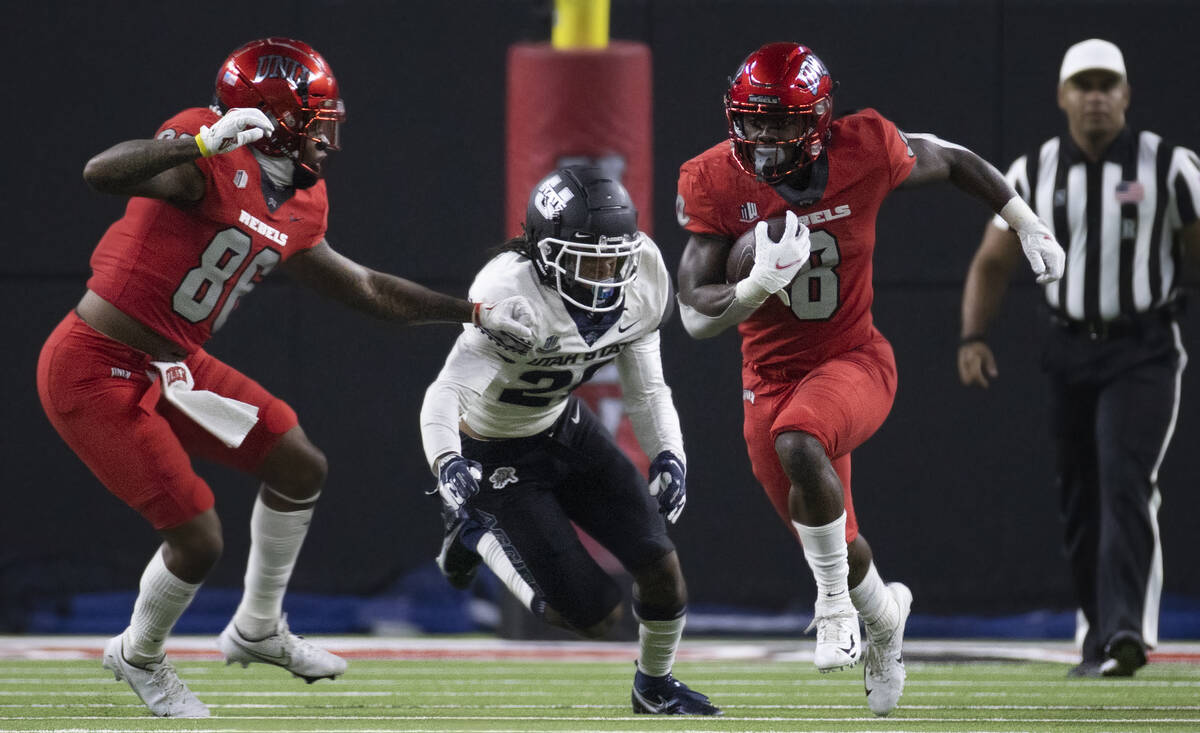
left=631, top=667, right=722, bottom=716
left=1066, top=660, right=1102, bottom=678
left=1100, top=632, right=1147, bottom=677
left=436, top=509, right=482, bottom=590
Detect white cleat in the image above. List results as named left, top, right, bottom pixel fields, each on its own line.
left=218, top=614, right=347, bottom=683
left=806, top=602, right=861, bottom=672
left=101, top=635, right=210, bottom=718
left=863, top=582, right=913, bottom=716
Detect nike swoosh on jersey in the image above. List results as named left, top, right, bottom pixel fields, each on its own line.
left=617, top=318, right=641, bottom=333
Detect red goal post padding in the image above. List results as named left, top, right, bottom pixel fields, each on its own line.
left=505, top=40, right=653, bottom=239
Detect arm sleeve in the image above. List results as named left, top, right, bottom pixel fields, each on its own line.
left=1169, top=146, right=1200, bottom=228
left=678, top=296, right=760, bottom=338
left=419, top=333, right=506, bottom=472
left=991, top=155, right=1030, bottom=230
left=615, top=329, right=685, bottom=466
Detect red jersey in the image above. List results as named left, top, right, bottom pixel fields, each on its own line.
left=677, top=109, right=915, bottom=372
left=87, top=107, right=330, bottom=353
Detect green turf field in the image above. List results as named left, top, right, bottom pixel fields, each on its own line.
left=0, top=658, right=1198, bottom=732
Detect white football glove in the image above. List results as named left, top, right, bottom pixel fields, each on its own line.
left=737, top=210, right=811, bottom=307
left=1016, top=220, right=1066, bottom=285
left=196, top=108, right=275, bottom=158
left=472, top=295, right=536, bottom=354
left=999, top=195, right=1065, bottom=284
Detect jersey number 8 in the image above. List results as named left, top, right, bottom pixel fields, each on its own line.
left=787, top=230, right=842, bottom=321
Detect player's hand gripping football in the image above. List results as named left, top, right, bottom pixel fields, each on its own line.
left=436, top=453, right=483, bottom=511
left=1016, top=219, right=1066, bottom=285
left=195, top=108, right=276, bottom=158
left=473, top=296, right=536, bottom=354
left=740, top=210, right=811, bottom=307
left=648, top=451, right=687, bottom=525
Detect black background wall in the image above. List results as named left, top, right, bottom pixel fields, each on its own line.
left=5, top=0, right=1199, bottom=627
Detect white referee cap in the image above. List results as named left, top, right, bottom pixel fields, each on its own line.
left=1060, top=39, right=1127, bottom=83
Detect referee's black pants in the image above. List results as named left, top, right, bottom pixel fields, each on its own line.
left=1043, top=313, right=1185, bottom=664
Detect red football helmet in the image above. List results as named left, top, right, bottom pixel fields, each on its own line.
left=724, top=42, right=835, bottom=182
left=214, top=38, right=346, bottom=175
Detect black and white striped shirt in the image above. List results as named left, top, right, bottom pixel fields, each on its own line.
left=993, top=128, right=1200, bottom=322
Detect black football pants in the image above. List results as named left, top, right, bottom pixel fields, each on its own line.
left=1043, top=316, right=1184, bottom=663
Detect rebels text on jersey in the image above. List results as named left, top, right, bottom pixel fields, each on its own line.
left=677, top=109, right=915, bottom=373
left=87, top=107, right=330, bottom=353
left=460, top=241, right=674, bottom=439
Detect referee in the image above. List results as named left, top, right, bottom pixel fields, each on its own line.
left=957, top=39, right=1200, bottom=678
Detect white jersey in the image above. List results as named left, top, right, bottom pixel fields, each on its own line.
left=420, top=237, right=684, bottom=470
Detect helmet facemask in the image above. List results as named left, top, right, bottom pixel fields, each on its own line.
left=536, top=232, right=644, bottom=313
left=726, top=97, right=831, bottom=182
left=274, top=96, right=345, bottom=177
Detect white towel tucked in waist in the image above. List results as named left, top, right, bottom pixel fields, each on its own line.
left=149, top=361, right=260, bottom=448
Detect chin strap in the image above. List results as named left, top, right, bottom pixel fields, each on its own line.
left=252, top=148, right=295, bottom=188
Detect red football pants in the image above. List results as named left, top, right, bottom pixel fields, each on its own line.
left=36, top=312, right=298, bottom=529
left=741, top=331, right=898, bottom=543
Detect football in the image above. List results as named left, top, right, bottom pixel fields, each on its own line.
left=726, top=216, right=790, bottom=283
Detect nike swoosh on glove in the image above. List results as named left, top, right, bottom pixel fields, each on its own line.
left=738, top=209, right=811, bottom=307
left=648, top=451, right=687, bottom=524
left=196, top=108, right=275, bottom=157
left=473, top=296, right=536, bottom=354
left=436, top=454, right=483, bottom=510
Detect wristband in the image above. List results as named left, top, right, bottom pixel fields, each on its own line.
left=998, top=195, right=1040, bottom=233
left=959, top=333, right=987, bottom=346
left=195, top=133, right=212, bottom=158
left=733, top=278, right=771, bottom=307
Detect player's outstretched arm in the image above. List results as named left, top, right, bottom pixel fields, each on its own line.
left=284, top=241, right=534, bottom=349
left=83, top=108, right=274, bottom=202
left=900, top=134, right=1065, bottom=284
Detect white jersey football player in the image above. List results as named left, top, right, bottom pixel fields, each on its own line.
left=419, top=166, right=720, bottom=716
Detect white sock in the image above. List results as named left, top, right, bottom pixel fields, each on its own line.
left=232, top=495, right=313, bottom=639
left=635, top=613, right=685, bottom=677
left=793, top=512, right=850, bottom=613
left=122, top=547, right=201, bottom=666
left=850, top=562, right=899, bottom=642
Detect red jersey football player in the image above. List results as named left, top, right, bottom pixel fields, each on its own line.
left=35, top=38, right=534, bottom=719
left=675, top=42, right=1065, bottom=716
